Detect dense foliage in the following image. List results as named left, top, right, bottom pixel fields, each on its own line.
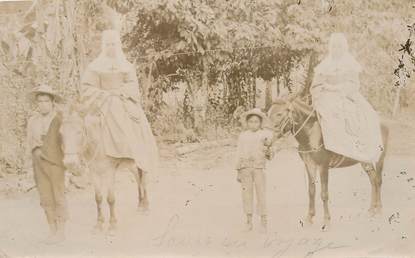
left=0, top=0, right=413, bottom=175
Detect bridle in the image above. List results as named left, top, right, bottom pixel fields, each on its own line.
left=61, top=114, right=100, bottom=168
left=271, top=99, right=323, bottom=154
left=61, top=94, right=136, bottom=169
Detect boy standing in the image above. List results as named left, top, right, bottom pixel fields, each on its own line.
left=26, top=85, right=67, bottom=244
left=236, top=108, right=273, bottom=233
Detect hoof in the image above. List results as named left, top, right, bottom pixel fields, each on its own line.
left=259, top=225, right=267, bottom=234
left=321, top=222, right=331, bottom=232
left=92, top=224, right=104, bottom=235
left=108, top=227, right=117, bottom=237
left=108, top=221, right=117, bottom=236
left=243, top=223, right=253, bottom=232
left=137, top=204, right=149, bottom=212
left=43, top=233, right=65, bottom=245
left=375, top=206, right=383, bottom=215
left=368, top=207, right=377, bottom=217
left=303, top=215, right=314, bottom=226
left=368, top=206, right=382, bottom=217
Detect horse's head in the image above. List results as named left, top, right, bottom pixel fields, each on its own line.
left=268, top=99, right=295, bottom=139
left=268, top=95, right=316, bottom=143
left=60, top=103, right=85, bottom=172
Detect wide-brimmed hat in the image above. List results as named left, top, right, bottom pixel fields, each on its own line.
left=29, top=84, right=63, bottom=103
left=241, top=108, right=268, bottom=123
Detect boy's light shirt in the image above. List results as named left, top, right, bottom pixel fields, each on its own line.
left=235, top=128, right=273, bottom=170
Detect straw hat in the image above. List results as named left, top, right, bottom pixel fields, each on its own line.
left=241, top=108, right=267, bottom=123
left=29, top=84, right=63, bottom=103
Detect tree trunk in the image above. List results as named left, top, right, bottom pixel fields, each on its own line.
left=276, top=77, right=280, bottom=97
left=193, top=57, right=209, bottom=134
left=142, top=62, right=154, bottom=106
left=252, top=77, right=256, bottom=108
left=302, top=51, right=318, bottom=102
left=265, top=80, right=272, bottom=110
left=75, top=2, right=89, bottom=77
left=284, top=74, right=291, bottom=93
left=392, top=87, right=401, bottom=117
left=201, top=57, right=209, bottom=118
left=34, top=0, right=47, bottom=82
left=183, top=80, right=195, bottom=129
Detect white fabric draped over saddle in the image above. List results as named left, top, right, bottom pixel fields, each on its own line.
left=311, top=33, right=383, bottom=163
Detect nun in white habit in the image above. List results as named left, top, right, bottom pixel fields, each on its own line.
left=80, top=30, right=159, bottom=174
left=311, top=33, right=383, bottom=163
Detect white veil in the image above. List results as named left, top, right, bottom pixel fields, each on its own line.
left=315, top=33, right=362, bottom=75
left=89, top=30, right=132, bottom=72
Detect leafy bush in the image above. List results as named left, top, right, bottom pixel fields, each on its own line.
left=1, top=0, right=414, bottom=174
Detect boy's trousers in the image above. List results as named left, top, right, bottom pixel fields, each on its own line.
left=238, top=168, right=266, bottom=215
left=32, top=148, right=68, bottom=224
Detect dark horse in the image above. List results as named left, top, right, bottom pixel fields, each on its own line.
left=268, top=96, right=389, bottom=229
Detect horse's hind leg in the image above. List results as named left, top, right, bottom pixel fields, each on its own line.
left=375, top=165, right=383, bottom=213
left=140, top=172, right=149, bottom=211
left=319, top=165, right=331, bottom=230
left=361, top=163, right=381, bottom=216
left=134, top=168, right=149, bottom=212
left=301, top=155, right=317, bottom=225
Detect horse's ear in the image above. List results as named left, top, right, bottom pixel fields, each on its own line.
left=72, top=100, right=88, bottom=119
left=59, top=100, right=79, bottom=118
left=66, top=101, right=75, bottom=114
left=287, top=92, right=299, bottom=102
left=267, top=105, right=275, bottom=117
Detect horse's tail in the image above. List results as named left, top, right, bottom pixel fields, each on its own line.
left=376, top=124, right=389, bottom=177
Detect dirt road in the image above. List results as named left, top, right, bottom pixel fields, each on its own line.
left=0, top=124, right=414, bottom=257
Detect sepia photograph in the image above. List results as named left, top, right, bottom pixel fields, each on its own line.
left=0, top=0, right=414, bottom=257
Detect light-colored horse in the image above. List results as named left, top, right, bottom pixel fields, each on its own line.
left=60, top=107, right=149, bottom=234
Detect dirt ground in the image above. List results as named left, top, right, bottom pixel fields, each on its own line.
left=0, top=119, right=414, bottom=258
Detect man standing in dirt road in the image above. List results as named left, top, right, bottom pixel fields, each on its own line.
left=26, top=84, right=67, bottom=244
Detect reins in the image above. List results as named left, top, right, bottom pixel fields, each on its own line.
left=82, top=122, right=100, bottom=166
left=271, top=100, right=323, bottom=154
left=61, top=115, right=100, bottom=169
left=291, top=104, right=316, bottom=138
left=61, top=93, right=140, bottom=170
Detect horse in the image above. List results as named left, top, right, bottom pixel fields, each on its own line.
left=268, top=96, right=389, bottom=229
left=59, top=105, right=149, bottom=234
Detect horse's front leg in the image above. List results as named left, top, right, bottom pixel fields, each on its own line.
left=134, top=168, right=149, bottom=212
left=301, top=154, right=317, bottom=225
left=92, top=173, right=105, bottom=233
left=319, top=164, right=331, bottom=230
left=107, top=168, right=117, bottom=234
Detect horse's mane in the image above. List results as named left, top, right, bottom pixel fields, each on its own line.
left=292, top=97, right=315, bottom=117
left=269, top=93, right=314, bottom=115
left=268, top=93, right=317, bottom=135
left=59, top=100, right=85, bottom=123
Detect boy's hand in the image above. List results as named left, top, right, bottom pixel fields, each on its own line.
left=263, top=137, right=272, bottom=146
left=264, top=146, right=273, bottom=160
left=236, top=170, right=242, bottom=183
